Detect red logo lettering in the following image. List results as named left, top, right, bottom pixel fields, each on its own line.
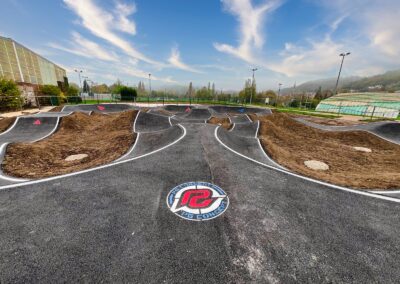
left=179, top=189, right=216, bottom=209
left=97, top=106, right=105, bottom=111
left=33, top=119, right=41, bottom=125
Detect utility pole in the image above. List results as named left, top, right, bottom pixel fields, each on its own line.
left=250, top=68, right=258, bottom=105
left=148, top=73, right=151, bottom=106
left=74, top=69, right=83, bottom=97
left=277, top=83, right=282, bottom=106
left=335, top=52, right=351, bottom=94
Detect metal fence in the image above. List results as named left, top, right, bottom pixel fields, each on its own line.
left=316, top=100, right=400, bottom=119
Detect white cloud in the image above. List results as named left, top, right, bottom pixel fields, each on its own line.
left=63, top=0, right=161, bottom=66
left=214, top=0, right=282, bottom=63
left=318, top=0, right=400, bottom=58
left=269, top=37, right=343, bottom=77
left=114, top=2, right=137, bottom=34
left=119, top=65, right=178, bottom=83
left=49, top=32, right=119, bottom=62
left=168, top=47, right=203, bottom=73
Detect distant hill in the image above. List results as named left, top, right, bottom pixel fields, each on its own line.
left=281, top=69, right=400, bottom=94
left=342, top=70, right=400, bottom=91
left=280, top=76, right=360, bottom=94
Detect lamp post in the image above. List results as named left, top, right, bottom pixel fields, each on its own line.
left=335, top=52, right=351, bottom=94
left=277, top=83, right=282, bottom=106
left=148, top=73, right=151, bottom=106
left=74, top=69, right=83, bottom=97
left=250, top=68, right=258, bottom=105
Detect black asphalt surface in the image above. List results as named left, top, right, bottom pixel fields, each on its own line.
left=164, top=105, right=192, bottom=112
left=62, top=103, right=135, bottom=113
left=0, top=117, right=60, bottom=185
left=134, top=111, right=171, bottom=133
left=230, top=121, right=258, bottom=138
left=31, top=112, right=74, bottom=117
left=0, top=106, right=399, bottom=282
left=230, top=114, right=251, bottom=124
left=210, top=105, right=269, bottom=114
left=184, top=108, right=211, bottom=121
left=295, top=117, right=400, bottom=145
left=0, top=117, right=58, bottom=144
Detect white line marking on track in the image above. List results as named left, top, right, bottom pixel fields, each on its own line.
left=115, top=133, right=141, bottom=161
left=245, top=114, right=252, bottom=122
left=254, top=120, right=287, bottom=169
left=255, top=120, right=260, bottom=138
left=370, top=189, right=400, bottom=194
left=168, top=116, right=172, bottom=126
left=214, top=126, right=400, bottom=203
left=0, top=124, right=187, bottom=191
left=0, top=143, right=29, bottom=182
left=133, top=110, right=141, bottom=133
left=0, top=117, right=62, bottom=182
left=229, top=123, right=235, bottom=132
left=0, top=117, right=20, bottom=136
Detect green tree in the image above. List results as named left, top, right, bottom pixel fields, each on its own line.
left=119, top=86, right=137, bottom=101
left=239, top=79, right=254, bottom=103
left=66, top=85, right=82, bottom=103
left=0, top=78, right=23, bottom=111
left=91, top=84, right=109, bottom=94
left=38, top=85, right=62, bottom=106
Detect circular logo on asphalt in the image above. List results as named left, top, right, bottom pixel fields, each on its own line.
left=166, top=182, right=229, bottom=221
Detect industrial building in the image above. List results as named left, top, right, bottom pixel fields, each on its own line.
left=0, top=36, right=67, bottom=86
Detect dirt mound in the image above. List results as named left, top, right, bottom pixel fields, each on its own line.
left=258, top=112, right=400, bottom=190
left=0, top=117, right=16, bottom=133
left=3, top=110, right=138, bottom=178
left=208, top=117, right=232, bottom=130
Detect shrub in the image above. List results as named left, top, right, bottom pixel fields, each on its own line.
left=119, top=86, right=137, bottom=101
left=38, top=85, right=62, bottom=106
left=66, top=85, right=82, bottom=103
left=0, top=78, right=23, bottom=111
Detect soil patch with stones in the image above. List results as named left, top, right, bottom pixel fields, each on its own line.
left=3, top=110, right=138, bottom=178
left=257, top=112, right=400, bottom=190
left=208, top=117, right=232, bottom=130
left=0, top=117, right=16, bottom=133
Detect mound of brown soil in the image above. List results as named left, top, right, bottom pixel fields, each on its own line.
left=0, top=117, right=16, bottom=133
left=208, top=117, right=232, bottom=130
left=257, top=112, right=400, bottom=190
left=3, top=110, right=138, bottom=178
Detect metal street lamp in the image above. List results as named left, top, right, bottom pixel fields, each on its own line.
left=148, top=73, right=152, bottom=106
left=74, top=69, right=83, bottom=97
left=277, top=83, right=283, bottom=106
left=335, top=52, right=351, bottom=94
left=250, top=68, right=258, bottom=105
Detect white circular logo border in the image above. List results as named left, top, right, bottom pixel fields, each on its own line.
left=166, top=181, right=229, bottom=221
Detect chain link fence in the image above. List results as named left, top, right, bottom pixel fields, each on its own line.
left=316, top=100, right=400, bottom=119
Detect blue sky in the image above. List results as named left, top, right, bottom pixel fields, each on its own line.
left=1, top=0, right=400, bottom=91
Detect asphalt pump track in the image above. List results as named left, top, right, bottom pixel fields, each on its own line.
left=0, top=105, right=399, bottom=282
